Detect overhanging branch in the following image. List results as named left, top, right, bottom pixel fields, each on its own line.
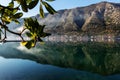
left=0, top=22, right=26, bottom=42
left=0, top=22, right=21, bottom=36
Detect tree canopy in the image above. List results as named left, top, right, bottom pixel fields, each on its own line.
left=0, top=0, right=56, bottom=49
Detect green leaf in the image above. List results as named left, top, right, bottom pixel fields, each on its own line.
left=24, top=18, right=35, bottom=32
left=26, top=0, right=32, bottom=4
left=23, top=18, right=51, bottom=48
left=31, top=33, right=37, bottom=39
left=40, top=3, right=44, bottom=18
left=21, top=41, right=28, bottom=46
left=14, top=19, right=20, bottom=24
left=9, top=1, right=14, bottom=8
left=2, top=17, right=11, bottom=24
left=4, top=9, right=12, bottom=15
left=42, top=1, right=57, bottom=14
left=24, top=41, right=33, bottom=49
left=39, top=25, right=45, bottom=34
left=28, top=0, right=39, bottom=9
left=12, top=7, right=19, bottom=14
left=21, top=0, right=28, bottom=12
left=14, top=13, right=23, bottom=18
left=26, top=32, right=32, bottom=37
left=21, top=41, right=35, bottom=49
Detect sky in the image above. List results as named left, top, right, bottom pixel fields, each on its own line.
left=0, top=0, right=119, bottom=17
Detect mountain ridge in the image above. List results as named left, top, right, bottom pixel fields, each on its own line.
left=8, top=1, right=120, bottom=35
left=35, top=1, right=120, bottom=35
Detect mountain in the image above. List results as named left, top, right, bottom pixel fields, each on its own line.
left=8, top=1, right=120, bottom=35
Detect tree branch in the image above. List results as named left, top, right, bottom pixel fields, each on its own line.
left=0, top=22, right=21, bottom=36
left=20, top=28, right=27, bottom=34
left=6, top=28, right=21, bottom=36
left=0, top=22, right=26, bottom=42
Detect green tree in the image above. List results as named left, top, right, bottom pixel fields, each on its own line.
left=0, top=0, right=56, bottom=49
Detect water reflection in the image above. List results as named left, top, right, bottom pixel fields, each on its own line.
left=44, top=35, right=120, bottom=43
left=0, top=42, right=120, bottom=80
left=34, top=42, right=120, bottom=75
left=1, top=56, right=119, bottom=80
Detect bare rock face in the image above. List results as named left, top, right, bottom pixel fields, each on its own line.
left=36, top=1, right=120, bottom=34
left=104, top=3, right=120, bottom=25
left=82, top=2, right=107, bottom=32
left=80, top=2, right=120, bottom=33
left=8, top=2, right=120, bottom=34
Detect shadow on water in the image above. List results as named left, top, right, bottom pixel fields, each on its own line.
left=0, top=41, right=120, bottom=80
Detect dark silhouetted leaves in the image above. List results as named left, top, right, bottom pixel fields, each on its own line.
left=12, top=8, right=19, bottom=14
left=20, top=0, right=28, bottom=12
left=42, top=1, right=57, bottom=14
left=21, top=41, right=35, bottom=49
left=0, top=0, right=56, bottom=49
left=40, top=3, right=44, bottom=18
left=26, top=0, right=32, bottom=4
left=13, top=19, right=20, bottom=24
left=23, top=18, right=51, bottom=49
left=26, top=32, right=33, bottom=38
left=28, top=0, right=39, bottom=9
left=14, top=13, right=23, bottom=18
left=8, top=1, right=14, bottom=8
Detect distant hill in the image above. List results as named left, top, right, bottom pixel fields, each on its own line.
left=8, top=1, right=120, bottom=35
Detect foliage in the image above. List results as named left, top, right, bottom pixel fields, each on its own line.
left=21, top=18, right=51, bottom=49
left=0, top=0, right=56, bottom=49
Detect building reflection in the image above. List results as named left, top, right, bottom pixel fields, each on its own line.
left=44, top=35, right=119, bottom=43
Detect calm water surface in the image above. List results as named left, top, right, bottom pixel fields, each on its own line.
left=0, top=42, right=120, bottom=80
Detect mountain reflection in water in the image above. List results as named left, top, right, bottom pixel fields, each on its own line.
left=0, top=42, right=120, bottom=80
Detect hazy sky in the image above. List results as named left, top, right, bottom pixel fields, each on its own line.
left=0, top=0, right=119, bottom=17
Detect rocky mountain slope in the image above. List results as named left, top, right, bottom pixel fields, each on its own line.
left=8, top=1, right=120, bottom=35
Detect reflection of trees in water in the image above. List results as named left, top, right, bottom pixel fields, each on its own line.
left=81, top=43, right=120, bottom=75
left=0, top=42, right=119, bottom=75
left=36, top=42, right=120, bottom=75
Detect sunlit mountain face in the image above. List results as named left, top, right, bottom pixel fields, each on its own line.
left=7, top=2, right=120, bottom=35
